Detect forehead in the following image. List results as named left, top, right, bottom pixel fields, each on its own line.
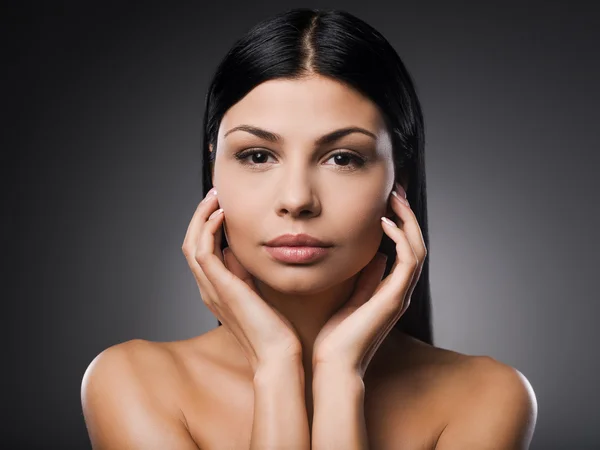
left=219, top=75, right=387, bottom=141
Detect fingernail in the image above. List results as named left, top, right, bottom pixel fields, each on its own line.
left=202, top=187, right=217, bottom=202
left=381, top=216, right=397, bottom=227
left=391, top=190, right=409, bottom=206
left=395, top=183, right=407, bottom=198
left=209, top=208, right=224, bottom=220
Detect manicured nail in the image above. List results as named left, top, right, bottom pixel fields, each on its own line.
left=381, top=216, right=397, bottom=227
left=209, top=208, right=224, bottom=220
left=391, top=190, right=409, bottom=206
left=395, top=183, right=407, bottom=198
left=202, top=188, right=217, bottom=202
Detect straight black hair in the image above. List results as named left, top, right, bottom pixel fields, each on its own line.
left=200, top=8, right=433, bottom=345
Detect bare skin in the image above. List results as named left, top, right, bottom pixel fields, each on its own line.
left=81, top=74, right=536, bottom=449
left=167, top=327, right=469, bottom=449
left=99, top=327, right=479, bottom=450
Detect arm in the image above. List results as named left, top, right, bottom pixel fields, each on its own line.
left=81, top=342, right=199, bottom=450
left=311, top=367, right=368, bottom=450
left=250, top=358, right=311, bottom=450
left=435, top=357, right=538, bottom=450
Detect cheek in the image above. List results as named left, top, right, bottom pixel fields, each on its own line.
left=334, top=195, right=385, bottom=238
left=222, top=209, right=256, bottom=247
left=326, top=200, right=385, bottom=269
left=220, top=199, right=271, bottom=265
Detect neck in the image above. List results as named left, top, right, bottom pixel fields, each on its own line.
left=253, top=272, right=361, bottom=427
left=253, top=272, right=360, bottom=371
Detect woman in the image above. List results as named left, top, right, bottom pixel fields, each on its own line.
left=81, top=8, right=537, bottom=449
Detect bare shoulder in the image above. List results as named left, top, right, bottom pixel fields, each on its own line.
left=437, top=348, right=537, bottom=423
left=364, top=331, right=537, bottom=449
left=391, top=332, right=537, bottom=415
left=82, top=338, right=185, bottom=399
left=374, top=333, right=537, bottom=449
left=81, top=339, right=199, bottom=449
left=434, top=353, right=538, bottom=449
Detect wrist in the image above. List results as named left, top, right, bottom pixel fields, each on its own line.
left=313, top=361, right=362, bottom=380
left=313, top=364, right=364, bottom=394
left=253, top=357, right=305, bottom=386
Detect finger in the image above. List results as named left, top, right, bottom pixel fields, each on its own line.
left=182, top=190, right=218, bottom=251
left=193, top=209, right=252, bottom=340
left=342, top=253, right=392, bottom=368
left=196, top=209, right=273, bottom=333
left=352, top=246, right=406, bottom=368
left=354, top=218, right=417, bottom=332
left=181, top=193, right=221, bottom=307
left=389, top=190, right=427, bottom=303
left=183, top=192, right=224, bottom=263
left=363, top=261, right=418, bottom=368
left=378, top=216, right=419, bottom=312
left=377, top=215, right=420, bottom=334
left=389, top=191, right=427, bottom=270
left=182, top=193, right=223, bottom=274
left=361, top=198, right=428, bottom=361
left=333, top=219, right=416, bottom=364
left=194, top=207, right=230, bottom=292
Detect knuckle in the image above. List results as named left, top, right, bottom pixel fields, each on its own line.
left=194, top=250, right=210, bottom=266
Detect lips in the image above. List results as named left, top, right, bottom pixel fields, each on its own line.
left=264, top=245, right=331, bottom=263
left=265, top=233, right=332, bottom=247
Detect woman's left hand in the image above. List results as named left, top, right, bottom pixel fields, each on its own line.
left=312, top=183, right=428, bottom=378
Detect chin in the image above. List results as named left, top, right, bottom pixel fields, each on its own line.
left=253, top=259, right=359, bottom=294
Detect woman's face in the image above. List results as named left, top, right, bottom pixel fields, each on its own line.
left=211, top=74, right=395, bottom=293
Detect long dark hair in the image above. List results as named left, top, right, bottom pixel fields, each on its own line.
left=200, top=8, right=434, bottom=345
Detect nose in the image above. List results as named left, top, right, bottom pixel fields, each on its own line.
left=274, top=170, right=321, bottom=219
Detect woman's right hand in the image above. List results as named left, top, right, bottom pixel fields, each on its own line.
left=181, top=187, right=303, bottom=374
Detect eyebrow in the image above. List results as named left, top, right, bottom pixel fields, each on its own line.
left=223, top=125, right=377, bottom=145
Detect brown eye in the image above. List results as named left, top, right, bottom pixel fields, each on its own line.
left=325, top=151, right=366, bottom=169
left=234, top=149, right=367, bottom=171
left=234, top=149, right=275, bottom=165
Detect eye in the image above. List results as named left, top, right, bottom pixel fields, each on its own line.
left=234, top=149, right=275, bottom=166
left=233, top=149, right=367, bottom=171
left=325, top=151, right=367, bottom=169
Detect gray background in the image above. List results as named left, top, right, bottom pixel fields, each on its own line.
left=7, top=1, right=599, bottom=448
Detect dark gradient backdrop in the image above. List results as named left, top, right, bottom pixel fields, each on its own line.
left=6, top=1, right=600, bottom=449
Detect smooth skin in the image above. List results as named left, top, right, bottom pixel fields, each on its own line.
left=81, top=75, right=537, bottom=449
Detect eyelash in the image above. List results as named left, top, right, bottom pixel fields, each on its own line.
left=233, top=149, right=368, bottom=171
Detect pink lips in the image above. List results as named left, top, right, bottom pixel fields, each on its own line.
left=264, top=233, right=332, bottom=247
left=264, top=246, right=331, bottom=263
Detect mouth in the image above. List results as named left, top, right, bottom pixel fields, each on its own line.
left=264, top=233, right=333, bottom=247
left=263, top=245, right=331, bottom=264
